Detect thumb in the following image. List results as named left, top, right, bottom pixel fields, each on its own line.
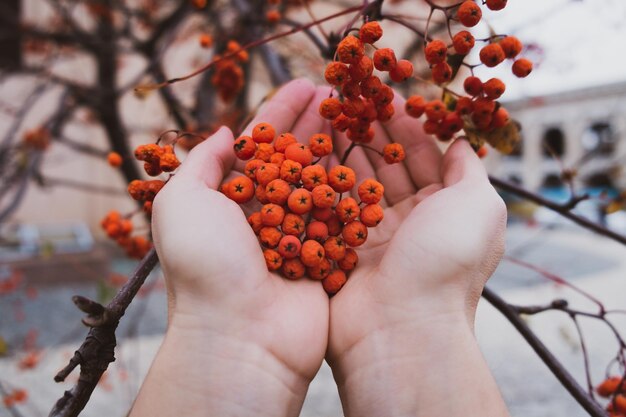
left=441, top=139, right=488, bottom=188
left=176, top=126, right=236, bottom=189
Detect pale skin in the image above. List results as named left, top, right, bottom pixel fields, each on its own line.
left=129, top=79, right=510, bottom=417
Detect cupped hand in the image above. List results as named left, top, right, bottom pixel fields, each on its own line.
left=151, top=79, right=329, bottom=395
left=325, top=91, right=507, bottom=375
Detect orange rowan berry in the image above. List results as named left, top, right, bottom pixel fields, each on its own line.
left=476, top=146, right=488, bottom=158
left=134, top=143, right=162, bottom=162
left=473, top=98, right=496, bottom=117
left=457, top=1, right=482, bottom=27
left=342, top=220, right=368, bottom=247
left=254, top=142, right=275, bottom=162
left=145, top=180, right=165, bottom=201
left=11, top=389, right=27, bottom=403
left=324, top=236, right=346, bottom=260
left=358, top=178, right=384, bottom=204
left=423, top=119, right=440, bottom=135
left=455, top=96, right=474, bottom=115
left=288, top=188, right=313, bottom=214
left=512, top=58, right=533, bottom=78
left=143, top=201, right=153, bottom=214
left=424, top=100, right=447, bottom=121
left=336, top=197, right=360, bottom=222
left=228, top=176, right=255, bottom=203
left=261, top=203, right=285, bottom=227
left=252, top=122, right=275, bottom=144
left=107, top=152, right=122, bottom=167
left=282, top=257, right=306, bottom=279
left=377, top=104, right=395, bottom=122
left=266, top=179, right=291, bottom=205
left=227, top=40, right=249, bottom=62
left=359, top=21, right=383, bottom=44
left=266, top=10, right=281, bottom=24
left=254, top=186, right=269, bottom=206
left=4, top=395, right=15, bottom=408
left=452, top=31, right=475, bottom=55
left=405, top=95, right=426, bottom=118
left=361, top=76, right=383, bottom=98
left=234, top=135, right=257, bottom=160
left=441, top=111, right=464, bottom=135
left=322, top=269, right=347, bottom=295
left=483, top=78, right=506, bottom=99
left=282, top=213, right=305, bottom=236
left=306, top=221, right=329, bottom=242
left=159, top=153, right=180, bottom=172
left=274, top=132, right=298, bottom=152
left=347, top=124, right=374, bottom=143
left=342, top=98, right=365, bottom=118
left=383, top=143, right=406, bottom=164
left=491, top=107, right=510, bottom=128
left=389, top=59, right=414, bottom=83
left=278, top=235, right=302, bottom=259
left=312, top=206, right=333, bottom=222
left=312, top=184, right=336, bottom=208
left=259, top=226, right=282, bottom=248
left=301, top=165, right=328, bottom=190
left=280, top=159, right=302, bottom=183
left=373, top=48, right=397, bottom=71
left=284, top=143, right=313, bottom=166
left=336, top=35, right=364, bottom=64
left=256, top=162, right=280, bottom=186
left=486, top=0, right=507, bottom=11
left=424, top=40, right=448, bottom=65
left=309, top=133, right=333, bottom=157
left=480, top=43, right=505, bottom=67
left=338, top=248, right=358, bottom=271
left=119, top=219, right=133, bottom=236
left=615, top=395, right=626, bottom=414
left=500, top=36, right=522, bottom=59
left=244, top=158, right=264, bottom=180
left=248, top=212, right=263, bottom=234
left=350, top=56, right=374, bottom=81
left=597, top=377, right=625, bottom=398
left=332, top=113, right=351, bottom=132
left=300, top=239, right=325, bottom=267
left=270, top=152, right=285, bottom=166
left=324, top=62, right=350, bottom=85
left=463, top=76, right=483, bottom=96
left=472, top=113, right=492, bottom=130
left=144, top=160, right=162, bottom=176
left=319, top=98, right=343, bottom=120
left=374, top=83, right=393, bottom=106
left=199, top=33, right=213, bottom=48
left=342, top=80, right=362, bottom=100
left=308, top=257, right=331, bottom=280
left=264, top=249, right=283, bottom=270
left=328, top=165, right=356, bottom=193
left=431, top=62, right=452, bottom=84
left=127, top=180, right=145, bottom=200
left=360, top=203, right=384, bottom=227
left=326, top=213, right=343, bottom=236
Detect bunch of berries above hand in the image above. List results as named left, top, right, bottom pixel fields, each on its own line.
left=131, top=79, right=510, bottom=417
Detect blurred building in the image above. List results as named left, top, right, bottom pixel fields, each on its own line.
left=488, top=80, right=626, bottom=192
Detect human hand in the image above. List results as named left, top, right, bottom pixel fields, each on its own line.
left=324, top=92, right=509, bottom=416
left=132, top=79, right=330, bottom=417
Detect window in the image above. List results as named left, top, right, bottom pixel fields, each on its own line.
left=582, top=122, right=615, bottom=156
left=542, top=127, right=565, bottom=157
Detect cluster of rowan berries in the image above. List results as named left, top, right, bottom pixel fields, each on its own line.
left=134, top=143, right=181, bottom=176
left=211, top=40, right=248, bottom=102
left=100, top=210, right=151, bottom=259
left=22, top=127, right=50, bottom=150
left=597, top=376, right=626, bottom=416
left=225, top=122, right=389, bottom=295
left=265, top=0, right=281, bottom=24
left=2, top=389, right=27, bottom=408
left=319, top=21, right=412, bottom=143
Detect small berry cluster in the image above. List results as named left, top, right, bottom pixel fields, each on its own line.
left=265, top=0, right=281, bottom=24
left=22, top=128, right=50, bottom=150
left=134, top=143, right=181, bottom=176
left=225, top=123, right=387, bottom=295
left=2, top=389, right=27, bottom=408
left=211, top=40, right=249, bottom=102
left=100, top=211, right=151, bottom=259
left=319, top=21, right=412, bottom=143
left=596, top=376, right=626, bottom=416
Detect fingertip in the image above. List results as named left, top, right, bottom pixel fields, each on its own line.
left=441, top=138, right=487, bottom=187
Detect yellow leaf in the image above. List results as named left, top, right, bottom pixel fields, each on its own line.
left=606, top=200, right=624, bottom=214
left=484, top=120, right=522, bottom=154
left=0, top=336, right=8, bottom=356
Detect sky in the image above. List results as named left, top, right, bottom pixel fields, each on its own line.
left=470, top=0, right=626, bottom=101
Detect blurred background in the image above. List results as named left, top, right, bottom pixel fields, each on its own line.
left=1, top=0, right=625, bottom=416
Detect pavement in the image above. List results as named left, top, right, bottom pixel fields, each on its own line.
left=1, top=223, right=625, bottom=417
